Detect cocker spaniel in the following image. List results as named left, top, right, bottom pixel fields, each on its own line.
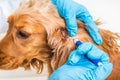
left=0, top=0, right=120, bottom=80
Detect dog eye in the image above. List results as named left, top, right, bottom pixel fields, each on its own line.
left=17, top=31, right=30, bottom=39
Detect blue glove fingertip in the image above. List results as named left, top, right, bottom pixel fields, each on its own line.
left=68, top=29, right=77, bottom=37
left=86, top=22, right=103, bottom=45
left=65, top=11, right=78, bottom=37
left=95, top=33, right=103, bottom=45
left=90, top=31, right=103, bottom=45
left=66, top=19, right=78, bottom=37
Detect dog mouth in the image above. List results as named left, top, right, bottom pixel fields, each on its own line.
left=0, top=59, right=16, bottom=70
left=0, top=51, right=20, bottom=70
left=0, top=60, right=17, bottom=70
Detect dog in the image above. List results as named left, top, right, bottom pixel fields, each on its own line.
left=0, top=0, right=120, bottom=79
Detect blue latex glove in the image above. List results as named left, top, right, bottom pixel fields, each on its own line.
left=52, top=0, right=102, bottom=44
left=49, top=42, right=113, bottom=80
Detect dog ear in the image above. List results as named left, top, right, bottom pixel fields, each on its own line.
left=47, top=28, right=75, bottom=70
left=47, top=20, right=87, bottom=70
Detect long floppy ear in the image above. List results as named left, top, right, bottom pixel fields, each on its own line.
left=47, top=28, right=76, bottom=70
left=47, top=20, right=89, bottom=71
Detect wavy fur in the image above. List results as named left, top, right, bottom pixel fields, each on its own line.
left=0, top=0, right=120, bottom=79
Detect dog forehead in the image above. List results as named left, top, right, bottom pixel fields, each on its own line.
left=14, top=16, right=46, bottom=34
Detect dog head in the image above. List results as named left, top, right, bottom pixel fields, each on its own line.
left=0, top=0, right=89, bottom=73
left=0, top=0, right=66, bottom=73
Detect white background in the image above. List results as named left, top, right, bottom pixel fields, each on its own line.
left=0, top=0, right=120, bottom=80
left=75, top=0, right=120, bottom=33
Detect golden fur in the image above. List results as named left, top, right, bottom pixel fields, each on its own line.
left=0, top=0, right=120, bottom=79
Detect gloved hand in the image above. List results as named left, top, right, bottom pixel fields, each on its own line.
left=49, top=42, right=113, bottom=80
left=52, top=0, right=102, bottom=44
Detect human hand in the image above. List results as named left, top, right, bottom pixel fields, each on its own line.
left=52, top=0, right=102, bottom=44
left=49, top=42, right=113, bottom=80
